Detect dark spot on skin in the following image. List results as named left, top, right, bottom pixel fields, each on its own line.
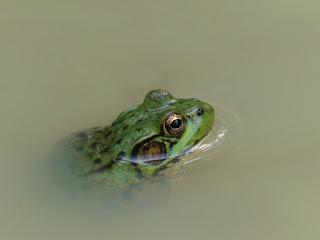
left=159, top=165, right=167, bottom=171
left=144, top=110, right=148, bottom=113
left=136, top=128, right=141, bottom=132
left=113, top=152, right=125, bottom=163
left=76, top=146, right=84, bottom=151
left=86, top=152, right=94, bottom=158
left=101, top=147, right=109, bottom=153
left=95, top=162, right=113, bottom=172
left=118, top=151, right=125, bottom=158
left=172, top=157, right=180, bottom=163
left=197, top=108, right=204, bottom=116
left=131, top=162, right=138, bottom=168
left=137, top=119, right=143, bottom=123
left=76, top=132, right=86, bottom=137
left=90, top=142, right=97, bottom=148
left=168, top=102, right=173, bottom=106
left=105, top=130, right=111, bottom=138
left=93, top=158, right=102, bottom=164
left=123, top=125, right=128, bottom=130
left=116, top=139, right=122, bottom=144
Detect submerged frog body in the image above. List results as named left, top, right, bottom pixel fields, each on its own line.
left=59, top=89, right=214, bottom=192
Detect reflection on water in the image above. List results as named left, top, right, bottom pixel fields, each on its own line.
left=1, top=0, right=320, bottom=239
left=183, top=104, right=240, bottom=165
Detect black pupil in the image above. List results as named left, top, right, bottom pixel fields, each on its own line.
left=170, top=119, right=182, bottom=129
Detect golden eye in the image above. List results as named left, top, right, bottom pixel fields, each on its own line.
left=164, top=112, right=185, bottom=136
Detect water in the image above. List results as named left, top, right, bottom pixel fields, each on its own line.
left=1, top=0, right=320, bottom=239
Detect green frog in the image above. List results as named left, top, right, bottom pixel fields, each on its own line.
left=58, top=89, right=214, bottom=193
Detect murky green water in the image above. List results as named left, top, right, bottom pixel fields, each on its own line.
left=1, top=1, right=320, bottom=239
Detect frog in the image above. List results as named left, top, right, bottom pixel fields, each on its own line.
left=56, top=89, right=215, bottom=193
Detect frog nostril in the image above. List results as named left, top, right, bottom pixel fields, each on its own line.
left=197, top=108, right=204, bottom=116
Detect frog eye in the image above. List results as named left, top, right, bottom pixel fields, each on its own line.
left=164, top=112, right=185, bottom=136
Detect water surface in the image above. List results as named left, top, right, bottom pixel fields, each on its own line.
left=1, top=1, right=320, bottom=239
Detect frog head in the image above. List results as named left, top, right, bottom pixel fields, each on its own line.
left=125, top=89, right=215, bottom=177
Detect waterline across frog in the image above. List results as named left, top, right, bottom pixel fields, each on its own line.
left=59, top=89, right=214, bottom=192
